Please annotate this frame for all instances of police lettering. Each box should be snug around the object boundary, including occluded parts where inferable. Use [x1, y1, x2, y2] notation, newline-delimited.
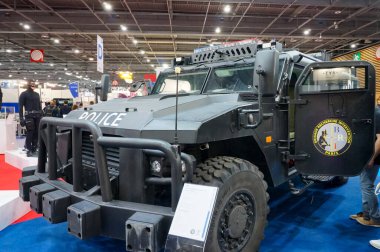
[78, 112, 127, 127]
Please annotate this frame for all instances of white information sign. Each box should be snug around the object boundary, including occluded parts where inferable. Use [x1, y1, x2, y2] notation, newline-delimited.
[168, 183, 218, 242]
[97, 35, 104, 73]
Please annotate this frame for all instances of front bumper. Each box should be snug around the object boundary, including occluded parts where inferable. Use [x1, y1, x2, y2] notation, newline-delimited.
[19, 117, 195, 251]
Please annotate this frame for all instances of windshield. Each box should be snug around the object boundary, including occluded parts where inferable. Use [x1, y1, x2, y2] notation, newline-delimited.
[152, 70, 208, 95]
[203, 65, 255, 94]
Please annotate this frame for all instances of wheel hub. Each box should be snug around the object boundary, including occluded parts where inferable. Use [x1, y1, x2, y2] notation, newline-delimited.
[228, 206, 248, 238]
[218, 191, 255, 251]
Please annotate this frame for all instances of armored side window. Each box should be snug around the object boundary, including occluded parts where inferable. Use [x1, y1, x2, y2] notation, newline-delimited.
[300, 66, 367, 93]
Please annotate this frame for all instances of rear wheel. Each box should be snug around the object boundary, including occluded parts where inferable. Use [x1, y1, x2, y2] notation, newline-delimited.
[192, 156, 269, 252]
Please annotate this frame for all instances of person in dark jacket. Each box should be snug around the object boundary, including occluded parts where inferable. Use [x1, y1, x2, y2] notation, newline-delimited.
[19, 81, 42, 157]
[60, 100, 71, 117]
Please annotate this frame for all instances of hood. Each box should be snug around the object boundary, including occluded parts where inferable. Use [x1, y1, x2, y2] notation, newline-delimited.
[66, 93, 255, 142]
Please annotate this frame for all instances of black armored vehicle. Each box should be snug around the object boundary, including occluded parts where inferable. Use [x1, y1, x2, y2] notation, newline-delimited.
[19, 40, 375, 251]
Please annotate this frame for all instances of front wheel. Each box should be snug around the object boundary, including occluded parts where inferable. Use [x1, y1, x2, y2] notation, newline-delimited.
[192, 156, 269, 252]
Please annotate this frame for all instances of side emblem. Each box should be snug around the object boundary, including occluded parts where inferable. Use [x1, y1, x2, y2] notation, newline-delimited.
[312, 119, 352, 156]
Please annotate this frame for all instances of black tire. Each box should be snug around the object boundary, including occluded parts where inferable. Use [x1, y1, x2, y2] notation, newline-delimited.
[192, 156, 269, 252]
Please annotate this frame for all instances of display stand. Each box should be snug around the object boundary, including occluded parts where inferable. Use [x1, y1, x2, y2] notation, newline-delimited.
[165, 184, 218, 251]
[0, 107, 17, 154]
[0, 190, 30, 231]
[5, 149, 37, 170]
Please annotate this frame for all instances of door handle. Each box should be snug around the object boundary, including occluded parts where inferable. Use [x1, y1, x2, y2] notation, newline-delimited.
[352, 119, 372, 124]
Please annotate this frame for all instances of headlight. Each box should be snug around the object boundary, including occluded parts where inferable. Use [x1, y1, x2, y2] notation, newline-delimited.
[151, 160, 162, 173]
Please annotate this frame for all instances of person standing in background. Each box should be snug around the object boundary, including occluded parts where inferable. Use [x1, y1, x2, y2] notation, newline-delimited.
[60, 100, 71, 117]
[19, 80, 42, 157]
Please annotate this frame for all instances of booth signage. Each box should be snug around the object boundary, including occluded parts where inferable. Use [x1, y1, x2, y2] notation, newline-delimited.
[376, 47, 380, 60]
[97, 35, 104, 73]
[353, 52, 361, 61]
[69, 82, 79, 98]
[30, 49, 44, 63]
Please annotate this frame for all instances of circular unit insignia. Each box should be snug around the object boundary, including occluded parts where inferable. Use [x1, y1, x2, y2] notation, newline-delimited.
[312, 119, 352, 156]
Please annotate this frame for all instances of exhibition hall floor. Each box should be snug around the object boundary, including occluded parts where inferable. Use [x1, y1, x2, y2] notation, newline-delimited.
[1, 154, 380, 251]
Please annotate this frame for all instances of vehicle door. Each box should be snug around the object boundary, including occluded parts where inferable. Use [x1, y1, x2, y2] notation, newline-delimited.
[294, 61, 375, 175]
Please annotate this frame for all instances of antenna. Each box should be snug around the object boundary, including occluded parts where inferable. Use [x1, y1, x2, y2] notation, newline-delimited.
[174, 66, 181, 144]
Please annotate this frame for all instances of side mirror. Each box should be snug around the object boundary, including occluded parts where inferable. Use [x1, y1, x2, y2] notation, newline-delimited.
[253, 49, 279, 95]
[99, 74, 110, 101]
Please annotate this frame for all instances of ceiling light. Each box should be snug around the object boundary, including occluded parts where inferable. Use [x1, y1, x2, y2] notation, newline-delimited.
[23, 24, 30, 30]
[334, 10, 341, 14]
[10, 59, 14, 62]
[6, 49, 12, 53]
[0, 63, 2, 65]
[64, 67, 68, 71]
[23, 77, 26, 80]
[48, 75, 50, 77]
[146, 59, 150, 62]
[223, 5, 231, 13]
[162, 63, 169, 68]
[133, 39, 138, 45]
[215, 27, 221, 33]
[76, 72, 79, 75]
[151, 64, 155, 67]
[89, 57, 94, 61]
[350, 44, 357, 48]
[74, 49, 80, 54]
[49, 63, 54, 67]
[8, 74, 12, 77]
[140, 50, 145, 55]
[59, 77, 62, 80]
[303, 29, 311, 35]
[120, 25, 127, 31]
[34, 72, 37, 74]
[103, 2, 112, 11]
[53, 39, 60, 44]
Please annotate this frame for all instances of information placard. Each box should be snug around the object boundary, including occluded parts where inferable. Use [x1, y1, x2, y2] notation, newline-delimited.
[166, 183, 218, 251]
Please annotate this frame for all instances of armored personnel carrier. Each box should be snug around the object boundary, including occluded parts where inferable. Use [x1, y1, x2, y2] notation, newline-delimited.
[19, 40, 375, 251]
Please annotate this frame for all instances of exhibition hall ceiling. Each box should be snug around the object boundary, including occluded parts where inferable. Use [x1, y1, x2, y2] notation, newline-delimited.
[0, 0, 379, 86]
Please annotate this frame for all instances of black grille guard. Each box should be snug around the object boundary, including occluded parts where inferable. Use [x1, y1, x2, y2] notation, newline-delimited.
[37, 117, 187, 210]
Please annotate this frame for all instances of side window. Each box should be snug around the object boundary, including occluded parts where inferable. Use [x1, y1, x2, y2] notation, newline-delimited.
[300, 66, 367, 93]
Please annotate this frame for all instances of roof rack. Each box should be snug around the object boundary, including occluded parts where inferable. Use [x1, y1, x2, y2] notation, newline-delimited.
[190, 40, 283, 64]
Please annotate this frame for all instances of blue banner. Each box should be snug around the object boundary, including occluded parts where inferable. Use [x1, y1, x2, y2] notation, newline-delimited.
[69, 82, 79, 98]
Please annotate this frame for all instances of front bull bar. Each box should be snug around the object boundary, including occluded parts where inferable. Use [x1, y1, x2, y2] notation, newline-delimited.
[37, 117, 183, 210]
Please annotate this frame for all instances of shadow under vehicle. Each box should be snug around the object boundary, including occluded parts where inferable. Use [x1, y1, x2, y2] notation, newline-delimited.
[19, 41, 375, 251]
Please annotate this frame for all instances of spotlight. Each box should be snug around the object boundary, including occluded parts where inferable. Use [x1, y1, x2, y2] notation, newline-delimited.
[215, 27, 221, 33]
[23, 24, 31, 30]
[133, 39, 138, 45]
[303, 29, 311, 35]
[103, 2, 112, 11]
[53, 39, 60, 44]
[74, 49, 80, 54]
[146, 59, 150, 62]
[140, 50, 145, 55]
[223, 5, 231, 13]
[120, 25, 127, 31]
[350, 44, 357, 48]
